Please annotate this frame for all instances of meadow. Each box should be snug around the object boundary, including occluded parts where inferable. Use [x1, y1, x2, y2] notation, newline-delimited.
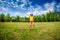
[0, 22, 60, 40]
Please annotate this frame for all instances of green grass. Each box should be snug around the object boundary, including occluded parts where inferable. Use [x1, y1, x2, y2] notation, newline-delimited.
[0, 22, 60, 40]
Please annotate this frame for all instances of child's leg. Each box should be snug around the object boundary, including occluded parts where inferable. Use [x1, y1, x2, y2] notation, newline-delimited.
[30, 21, 32, 27]
[32, 22, 35, 27]
[30, 21, 35, 28]
[32, 21, 35, 26]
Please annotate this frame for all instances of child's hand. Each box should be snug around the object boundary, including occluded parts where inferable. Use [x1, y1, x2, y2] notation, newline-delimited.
[27, 14, 30, 16]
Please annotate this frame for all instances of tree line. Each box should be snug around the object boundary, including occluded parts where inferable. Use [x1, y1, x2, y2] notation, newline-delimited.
[0, 11, 60, 22]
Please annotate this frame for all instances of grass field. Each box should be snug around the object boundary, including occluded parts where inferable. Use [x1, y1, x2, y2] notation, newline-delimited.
[0, 22, 60, 40]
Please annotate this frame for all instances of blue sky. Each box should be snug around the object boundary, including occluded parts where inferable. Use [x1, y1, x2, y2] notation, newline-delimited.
[0, 0, 60, 17]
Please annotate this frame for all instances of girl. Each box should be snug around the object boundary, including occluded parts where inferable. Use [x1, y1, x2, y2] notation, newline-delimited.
[30, 14, 35, 27]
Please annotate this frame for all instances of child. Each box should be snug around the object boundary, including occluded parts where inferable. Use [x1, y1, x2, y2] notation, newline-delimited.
[30, 14, 35, 27]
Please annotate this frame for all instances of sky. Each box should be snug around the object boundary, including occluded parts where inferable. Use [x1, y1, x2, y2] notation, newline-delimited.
[0, 0, 60, 17]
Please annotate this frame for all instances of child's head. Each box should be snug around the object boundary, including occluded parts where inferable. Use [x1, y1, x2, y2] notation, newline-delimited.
[30, 14, 33, 16]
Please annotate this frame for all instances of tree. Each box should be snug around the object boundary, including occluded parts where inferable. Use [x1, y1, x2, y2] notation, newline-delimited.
[0, 13, 5, 22]
[55, 11, 60, 21]
[34, 16, 39, 22]
[24, 17, 29, 22]
[4, 14, 11, 22]
[0, 14, 1, 22]
[15, 15, 20, 22]
[11, 16, 16, 22]
[0, 10, 60, 22]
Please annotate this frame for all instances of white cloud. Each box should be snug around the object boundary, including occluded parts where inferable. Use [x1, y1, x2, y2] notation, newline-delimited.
[0, 12, 2, 13]
[0, 0, 1, 1]
[25, 1, 56, 17]
[56, 3, 60, 8]
[19, 0, 27, 10]
[20, 0, 33, 10]
[11, 1, 14, 4]
[0, 0, 58, 17]
[7, 1, 19, 8]
[25, 12, 31, 17]
[57, 5, 60, 8]
[0, 6, 10, 15]
[25, 10, 40, 17]
[0, 0, 6, 3]
[33, 10, 40, 15]
[56, 3, 60, 11]
[13, 12, 24, 17]
[20, 3, 25, 8]
[2, 7, 9, 12]
[26, 4, 44, 17]
[14, 12, 20, 16]
[44, 2, 55, 11]
[16, 0, 19, 2]
[8, 2, 11, 4]
[20, 0, 27, 8]
[0, 0, 2, 1]
[28, 5, 35, 11]
[14, 5, 19, 8]
[25, 5, 42, 17]
[38, 2, 56, 14]
[7, 1, 18, 8]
